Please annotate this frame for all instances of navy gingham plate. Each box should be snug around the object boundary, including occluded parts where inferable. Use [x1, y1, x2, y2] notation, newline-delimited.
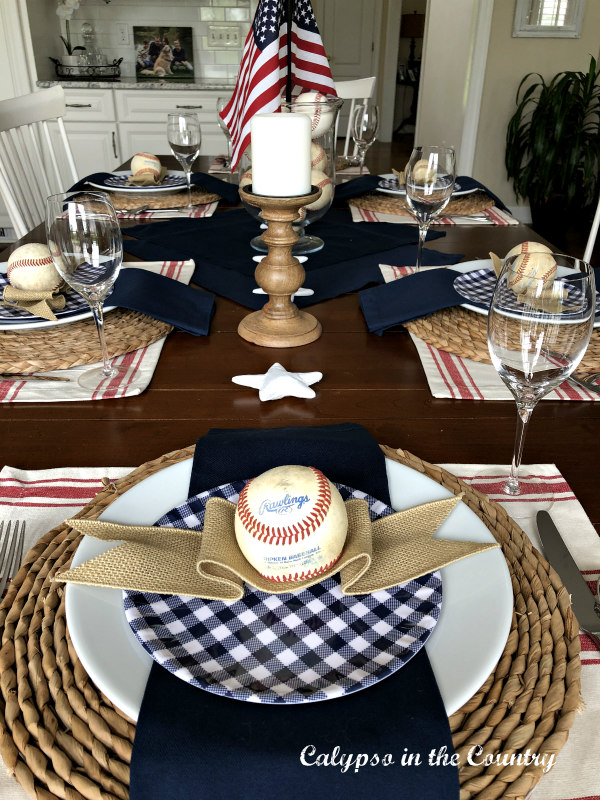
[377, 174, 463, 195]
[88, 171, 187, 193]
[453, 267, 599, 318]
[0, 270, 87, 323]
[124, 480, 443, 705]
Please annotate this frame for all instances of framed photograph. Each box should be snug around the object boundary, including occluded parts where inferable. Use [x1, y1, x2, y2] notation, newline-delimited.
[134, 26, 195, 82]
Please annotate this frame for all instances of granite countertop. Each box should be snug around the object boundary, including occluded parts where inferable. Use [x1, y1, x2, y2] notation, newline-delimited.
[38, 79, 235, 91]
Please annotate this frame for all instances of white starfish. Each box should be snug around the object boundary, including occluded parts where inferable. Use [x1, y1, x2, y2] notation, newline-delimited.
[232, 362, 322, 401]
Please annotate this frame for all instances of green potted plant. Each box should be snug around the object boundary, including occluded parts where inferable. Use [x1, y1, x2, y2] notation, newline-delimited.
[506, 55, 600, 245]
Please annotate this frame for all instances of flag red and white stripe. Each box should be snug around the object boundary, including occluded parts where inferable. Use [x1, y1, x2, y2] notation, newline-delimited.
[220, 0, 336, 170]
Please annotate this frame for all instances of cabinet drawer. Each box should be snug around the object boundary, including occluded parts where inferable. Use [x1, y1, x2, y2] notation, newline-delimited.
[118, 122, 224, 161]
[63, 89, 116, 122]
[115, 90, 216, 124]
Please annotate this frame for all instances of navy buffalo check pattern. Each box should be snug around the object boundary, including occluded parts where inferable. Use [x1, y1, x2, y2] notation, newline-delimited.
[454, 267, 599, 318]
[124, 481, 443, 705]
[100, 173, 186, 191]
[0, 271, 87, 323]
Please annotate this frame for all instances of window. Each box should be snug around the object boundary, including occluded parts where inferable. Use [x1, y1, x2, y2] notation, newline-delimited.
[513, 0, 585, 37]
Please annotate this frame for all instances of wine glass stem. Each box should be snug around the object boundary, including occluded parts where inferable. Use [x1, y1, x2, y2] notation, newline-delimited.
[90, 302, 113, 377]
[415, 221, 428, 272]
[185, 168, 192, 208]
[358, 146, 366, 175]
[226, 136, 232, 170]
[505, 402, 534, 495]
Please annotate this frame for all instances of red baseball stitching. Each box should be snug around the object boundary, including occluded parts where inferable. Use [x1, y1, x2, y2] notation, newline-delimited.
[237, 466, 332, 542]
[8, 257, 53, 274]
[259, 551, 342, 583]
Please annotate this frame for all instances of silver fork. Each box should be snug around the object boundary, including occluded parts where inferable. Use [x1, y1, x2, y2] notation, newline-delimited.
[0, 520, 25, 596]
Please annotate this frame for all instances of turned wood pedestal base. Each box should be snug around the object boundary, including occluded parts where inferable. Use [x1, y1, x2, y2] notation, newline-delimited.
[238, 185, 323, 348]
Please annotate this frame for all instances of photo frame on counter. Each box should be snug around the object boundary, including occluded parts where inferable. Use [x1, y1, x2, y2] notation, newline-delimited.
[134, 26, 195, 82]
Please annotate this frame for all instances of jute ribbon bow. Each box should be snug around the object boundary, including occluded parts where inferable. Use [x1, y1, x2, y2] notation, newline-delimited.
[127, 166, 167, 186]
[56, 493, 498, 600]
[2, 285, 66, 322]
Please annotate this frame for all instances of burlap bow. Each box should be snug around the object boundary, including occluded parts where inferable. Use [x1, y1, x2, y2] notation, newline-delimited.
[2, 285, 66, 322]
[56, 493, 498, 600]
[127, 166, 168, 186]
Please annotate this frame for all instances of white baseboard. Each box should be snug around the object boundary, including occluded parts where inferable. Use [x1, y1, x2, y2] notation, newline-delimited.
[508, 204, 532, 224]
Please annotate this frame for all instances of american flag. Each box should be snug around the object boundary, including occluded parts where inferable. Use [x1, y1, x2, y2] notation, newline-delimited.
[220, 0, 336, 170]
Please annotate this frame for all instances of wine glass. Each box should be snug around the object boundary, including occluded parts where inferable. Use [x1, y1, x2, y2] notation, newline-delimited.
[351, 103, 379, 175]
[167, 112, 201, 208]
[45, 192, 142, 391]
[216, 97, 232, 170]
[488, 252, 596, 495]
[405, 146, 456, 271]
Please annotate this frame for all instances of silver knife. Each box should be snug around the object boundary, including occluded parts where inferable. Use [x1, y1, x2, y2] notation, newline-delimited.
[536, 510, 600, 648]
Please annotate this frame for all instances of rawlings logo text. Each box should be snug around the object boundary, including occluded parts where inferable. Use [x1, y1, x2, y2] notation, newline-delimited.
[259, 493, 310, 516]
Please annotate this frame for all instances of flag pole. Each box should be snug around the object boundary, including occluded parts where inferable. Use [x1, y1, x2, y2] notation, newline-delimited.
[285, 0, 293, 103]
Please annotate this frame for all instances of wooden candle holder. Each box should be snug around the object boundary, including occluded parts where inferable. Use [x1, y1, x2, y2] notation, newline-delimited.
[238, 184, 323, 348]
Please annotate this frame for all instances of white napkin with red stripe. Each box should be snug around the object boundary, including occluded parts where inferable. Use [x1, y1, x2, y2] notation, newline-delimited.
[350, 204, 519, 225]
[117, 202, 218, 220]
[380, 265, 599, 401]
[0, 461, 597, 800]
[0, 261, 195, 403]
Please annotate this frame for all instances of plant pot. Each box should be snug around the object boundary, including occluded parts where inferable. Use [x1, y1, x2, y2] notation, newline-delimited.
[61, 55, 81, 67]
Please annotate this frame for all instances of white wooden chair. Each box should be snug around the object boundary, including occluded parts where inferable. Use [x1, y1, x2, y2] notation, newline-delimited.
[334, 77, 377, 158]
[584, 192, 600, 265]
[0, 86, 78, 239]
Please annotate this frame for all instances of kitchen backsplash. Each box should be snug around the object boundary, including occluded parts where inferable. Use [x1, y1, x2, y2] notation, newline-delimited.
[30, 0, 254, 83]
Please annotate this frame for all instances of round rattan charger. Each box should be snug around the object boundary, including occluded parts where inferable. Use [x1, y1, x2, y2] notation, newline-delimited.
[0, 309, 172, 373]
[0, 445, 581, 799]
[349, 191, 495, 217]
[405, 305, 600, 378]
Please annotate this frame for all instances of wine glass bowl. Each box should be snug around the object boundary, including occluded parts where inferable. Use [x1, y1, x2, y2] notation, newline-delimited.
[45, 191, 141, 391]
[351, 103, 379, 175]
[405, 146, 455, 271]
[167, 112, 201, 208]
[488, 252, 596, 495]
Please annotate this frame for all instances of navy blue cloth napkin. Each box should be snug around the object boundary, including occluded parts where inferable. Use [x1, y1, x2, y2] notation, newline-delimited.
[123, 208, 445, 309]
[334, 174, 382, 200]
[109, 268, 214, 336]
[359, 266, 466, 335]
[69, 172, 240, 204]
[130, 423, 459, 800]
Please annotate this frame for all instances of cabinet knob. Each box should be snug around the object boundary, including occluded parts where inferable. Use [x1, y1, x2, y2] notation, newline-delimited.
[66, 103, 93, 108]
[175, 105, 202, 109]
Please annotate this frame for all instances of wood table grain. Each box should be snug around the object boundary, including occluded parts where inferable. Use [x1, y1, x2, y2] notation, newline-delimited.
[1, 158, 598, 531]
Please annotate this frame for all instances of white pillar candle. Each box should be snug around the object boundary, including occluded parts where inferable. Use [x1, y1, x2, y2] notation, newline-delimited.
[250, 113, 311, 196]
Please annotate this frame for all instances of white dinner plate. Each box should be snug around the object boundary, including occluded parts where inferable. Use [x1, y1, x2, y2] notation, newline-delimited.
[66, 457, 513, 721]
[449, 260, 600, 328]
[87, 170, 187, 195]
[0, 262, 117, 331]
[376, 173, 476, 197]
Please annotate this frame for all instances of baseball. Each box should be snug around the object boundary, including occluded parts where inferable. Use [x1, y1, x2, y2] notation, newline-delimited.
[310, 141, 328, 171]
[293, 92, 334, 138]
[504, 241, 553, 261]
[507, 252, 557, 296]
[234, 465, 348, 584]
[410, 158, 436, 184]
[7, 244, 62, 292]
[306, 169, 333, 211]
[239, 169, 253, 189]
[131, 152, 162, 179]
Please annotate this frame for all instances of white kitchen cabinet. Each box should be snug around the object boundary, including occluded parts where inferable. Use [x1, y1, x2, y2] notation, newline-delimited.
[61, 88, 121, 174]
[116, 89, 227, 160]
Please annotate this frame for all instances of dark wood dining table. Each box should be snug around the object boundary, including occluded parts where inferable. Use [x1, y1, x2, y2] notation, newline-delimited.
[1, 156, 598, 534]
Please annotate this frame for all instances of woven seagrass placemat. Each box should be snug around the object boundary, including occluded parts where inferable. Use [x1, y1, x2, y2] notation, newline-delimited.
[0, 309, 172, 373]
[405, 306, 600, 378]
[108, 189, 219, 211]
[349, 191, 495, 217]
[0, 444, 581, 799]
